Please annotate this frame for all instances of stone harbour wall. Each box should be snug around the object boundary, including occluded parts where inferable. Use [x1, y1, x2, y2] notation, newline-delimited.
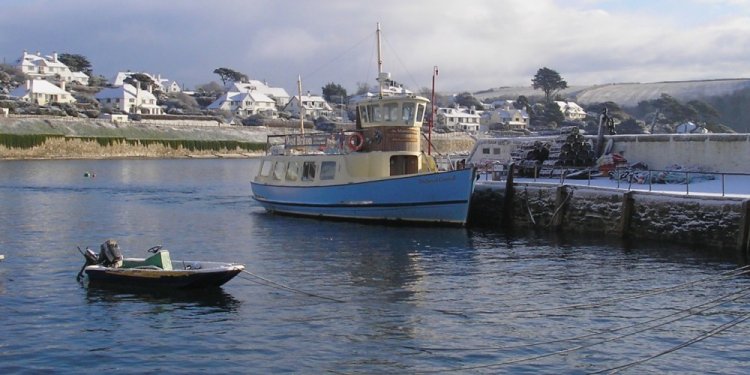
[470, 183, 750, 254]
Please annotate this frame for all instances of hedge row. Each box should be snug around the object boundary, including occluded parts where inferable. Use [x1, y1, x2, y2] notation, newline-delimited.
[0, 134, 265, 152]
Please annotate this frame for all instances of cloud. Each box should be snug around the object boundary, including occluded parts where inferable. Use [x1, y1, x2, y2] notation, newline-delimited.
[1, 0, 748, 95]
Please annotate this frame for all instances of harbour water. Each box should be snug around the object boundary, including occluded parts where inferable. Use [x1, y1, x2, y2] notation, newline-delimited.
[0, 159, 748, 374]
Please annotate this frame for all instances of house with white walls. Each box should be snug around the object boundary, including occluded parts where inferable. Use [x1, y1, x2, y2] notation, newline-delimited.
[283, 94, 334, 120]
[111, 72, 178, 92]
[95, 84, 162, 114]
[555, 101, 587, 121]
[436, 106, 481, 133]
[481, 101, 529, 131]
[10, 79, 76, 105]
[228, 80, 291, 108]
[207, 91, 277, 117]
[16, 51, 89, 85]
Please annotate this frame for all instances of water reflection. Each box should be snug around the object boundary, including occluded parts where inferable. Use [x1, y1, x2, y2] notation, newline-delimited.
[84, 285, 241, 312]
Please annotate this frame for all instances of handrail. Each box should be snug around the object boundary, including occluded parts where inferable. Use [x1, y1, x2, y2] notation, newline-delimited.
[479, 164, 750, 197]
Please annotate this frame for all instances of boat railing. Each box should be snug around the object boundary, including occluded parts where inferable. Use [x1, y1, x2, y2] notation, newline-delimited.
[264, 131, 361, 156]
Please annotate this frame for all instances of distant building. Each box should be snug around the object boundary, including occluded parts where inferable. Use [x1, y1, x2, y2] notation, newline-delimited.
[436, 107, 481, 133]
[207, 91, 277, 117]
[481, 101, 529, 131]
[16, 51, 89, 85]
[555, 101, 587, 121]
[11, 79, 76, 105]
[284, 94, 334, 120]
[95, 84, 162, 114]
[111, 72, 179, 92]
[227, 80, 291, 108]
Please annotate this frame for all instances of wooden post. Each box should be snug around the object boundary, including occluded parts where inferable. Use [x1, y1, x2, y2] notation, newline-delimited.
[551, 185, 568, 230]
[738, 199, 750, 256]
[502, 163, 515, 227]
[620, 191, 635, 239]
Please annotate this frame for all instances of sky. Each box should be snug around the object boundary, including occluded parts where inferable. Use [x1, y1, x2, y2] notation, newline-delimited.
[1, 0, 749, 95]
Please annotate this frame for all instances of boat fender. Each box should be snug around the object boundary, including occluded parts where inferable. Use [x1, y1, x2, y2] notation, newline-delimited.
[348, 133, 364, 151]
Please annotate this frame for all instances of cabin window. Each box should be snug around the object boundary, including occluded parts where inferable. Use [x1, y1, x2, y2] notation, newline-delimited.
[302, 161, 317, 181]
[384, 103, 399, 122]
[320, 161, 336, 180]
[286, 161, 299, 181]
[259, 160, 273, 177]
[416, 104, 425, 122]
[371, 105, 383, 122]
[272, 162, 285, 180]
[359, 107, 369, 123]
[402, 102, 415, 124]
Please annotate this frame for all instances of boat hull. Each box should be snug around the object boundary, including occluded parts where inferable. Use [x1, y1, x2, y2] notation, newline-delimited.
[251, 168, 476, 225]
[84, 261, 244, 290]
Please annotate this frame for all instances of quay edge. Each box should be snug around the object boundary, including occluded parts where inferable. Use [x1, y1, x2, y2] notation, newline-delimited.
[469, 182, 750, 257]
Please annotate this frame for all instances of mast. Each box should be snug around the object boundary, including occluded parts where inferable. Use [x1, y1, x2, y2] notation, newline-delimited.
[376, 22, 383, 98]
[297, 75, 304, 135]
[429, 66, 438, 155]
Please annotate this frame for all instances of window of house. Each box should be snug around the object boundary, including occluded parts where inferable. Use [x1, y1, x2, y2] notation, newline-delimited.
[320, 161, 336, 180]
[482, 148, 490, 155]
[302, 161, 316, 181]
[493, 148, 501, 155]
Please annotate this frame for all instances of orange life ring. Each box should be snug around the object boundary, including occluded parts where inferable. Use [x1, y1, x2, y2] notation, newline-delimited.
[347, 133, 364, 151]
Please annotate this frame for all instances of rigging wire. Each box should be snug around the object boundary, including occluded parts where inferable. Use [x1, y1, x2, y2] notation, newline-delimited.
[403, 285, 750, 354]
[301, 30, 374, 87]
[477, 265, 750, 316]
[238, 270, 345, 303]
[380, 31, 423, 92]
[595, 313, 750, 374]
[411, 287, 750, 373]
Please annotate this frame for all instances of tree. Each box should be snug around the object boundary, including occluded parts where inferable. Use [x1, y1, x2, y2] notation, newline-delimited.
[355, 81, 370, 95]
[453, 92, 484, 110]
[541, 101, 565, 127]
[123, 73, 157, 90]
[213, 67, 248, 86]
[686, 100, 720, 125]
[532, 67, 568, 103]
[321, 82, 347, 103]
[58, 53, 92, 75]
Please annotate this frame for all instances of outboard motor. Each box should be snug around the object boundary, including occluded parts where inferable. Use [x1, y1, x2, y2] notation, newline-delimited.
[99, 239, 123, 268]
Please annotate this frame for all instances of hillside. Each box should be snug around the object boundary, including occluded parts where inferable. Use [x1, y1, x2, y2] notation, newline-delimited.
[473, 78, 750, 107]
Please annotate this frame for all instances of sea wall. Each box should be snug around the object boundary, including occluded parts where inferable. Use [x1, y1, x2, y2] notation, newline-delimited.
[470, 182, 750, 255]
[470, 133, 750, 173]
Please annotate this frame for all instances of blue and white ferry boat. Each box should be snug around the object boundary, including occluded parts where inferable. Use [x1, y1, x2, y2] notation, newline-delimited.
[251, 25, 476, 225]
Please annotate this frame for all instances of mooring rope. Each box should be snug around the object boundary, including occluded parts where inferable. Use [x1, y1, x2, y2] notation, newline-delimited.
[478, 265, 750, 316]
[411, 287, 750, 373]
[238, 270, 345, 303]
[404, 285, 750, 354]
[598, 312, 750, 374]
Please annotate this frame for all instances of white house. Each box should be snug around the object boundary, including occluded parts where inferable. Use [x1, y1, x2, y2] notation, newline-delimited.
[207, 91, 277, 117]
[111, 72, 177, 92]
[283, 94, 334, 120]
[95, 84, 162, 114]
[16, 51, 89, 85]
[555, 101, 587, 121]
[228, 80, 291, 108]
[481, 101, 530, 131]
[10, 79, 76, 105]
[436, 107, 481, 133]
